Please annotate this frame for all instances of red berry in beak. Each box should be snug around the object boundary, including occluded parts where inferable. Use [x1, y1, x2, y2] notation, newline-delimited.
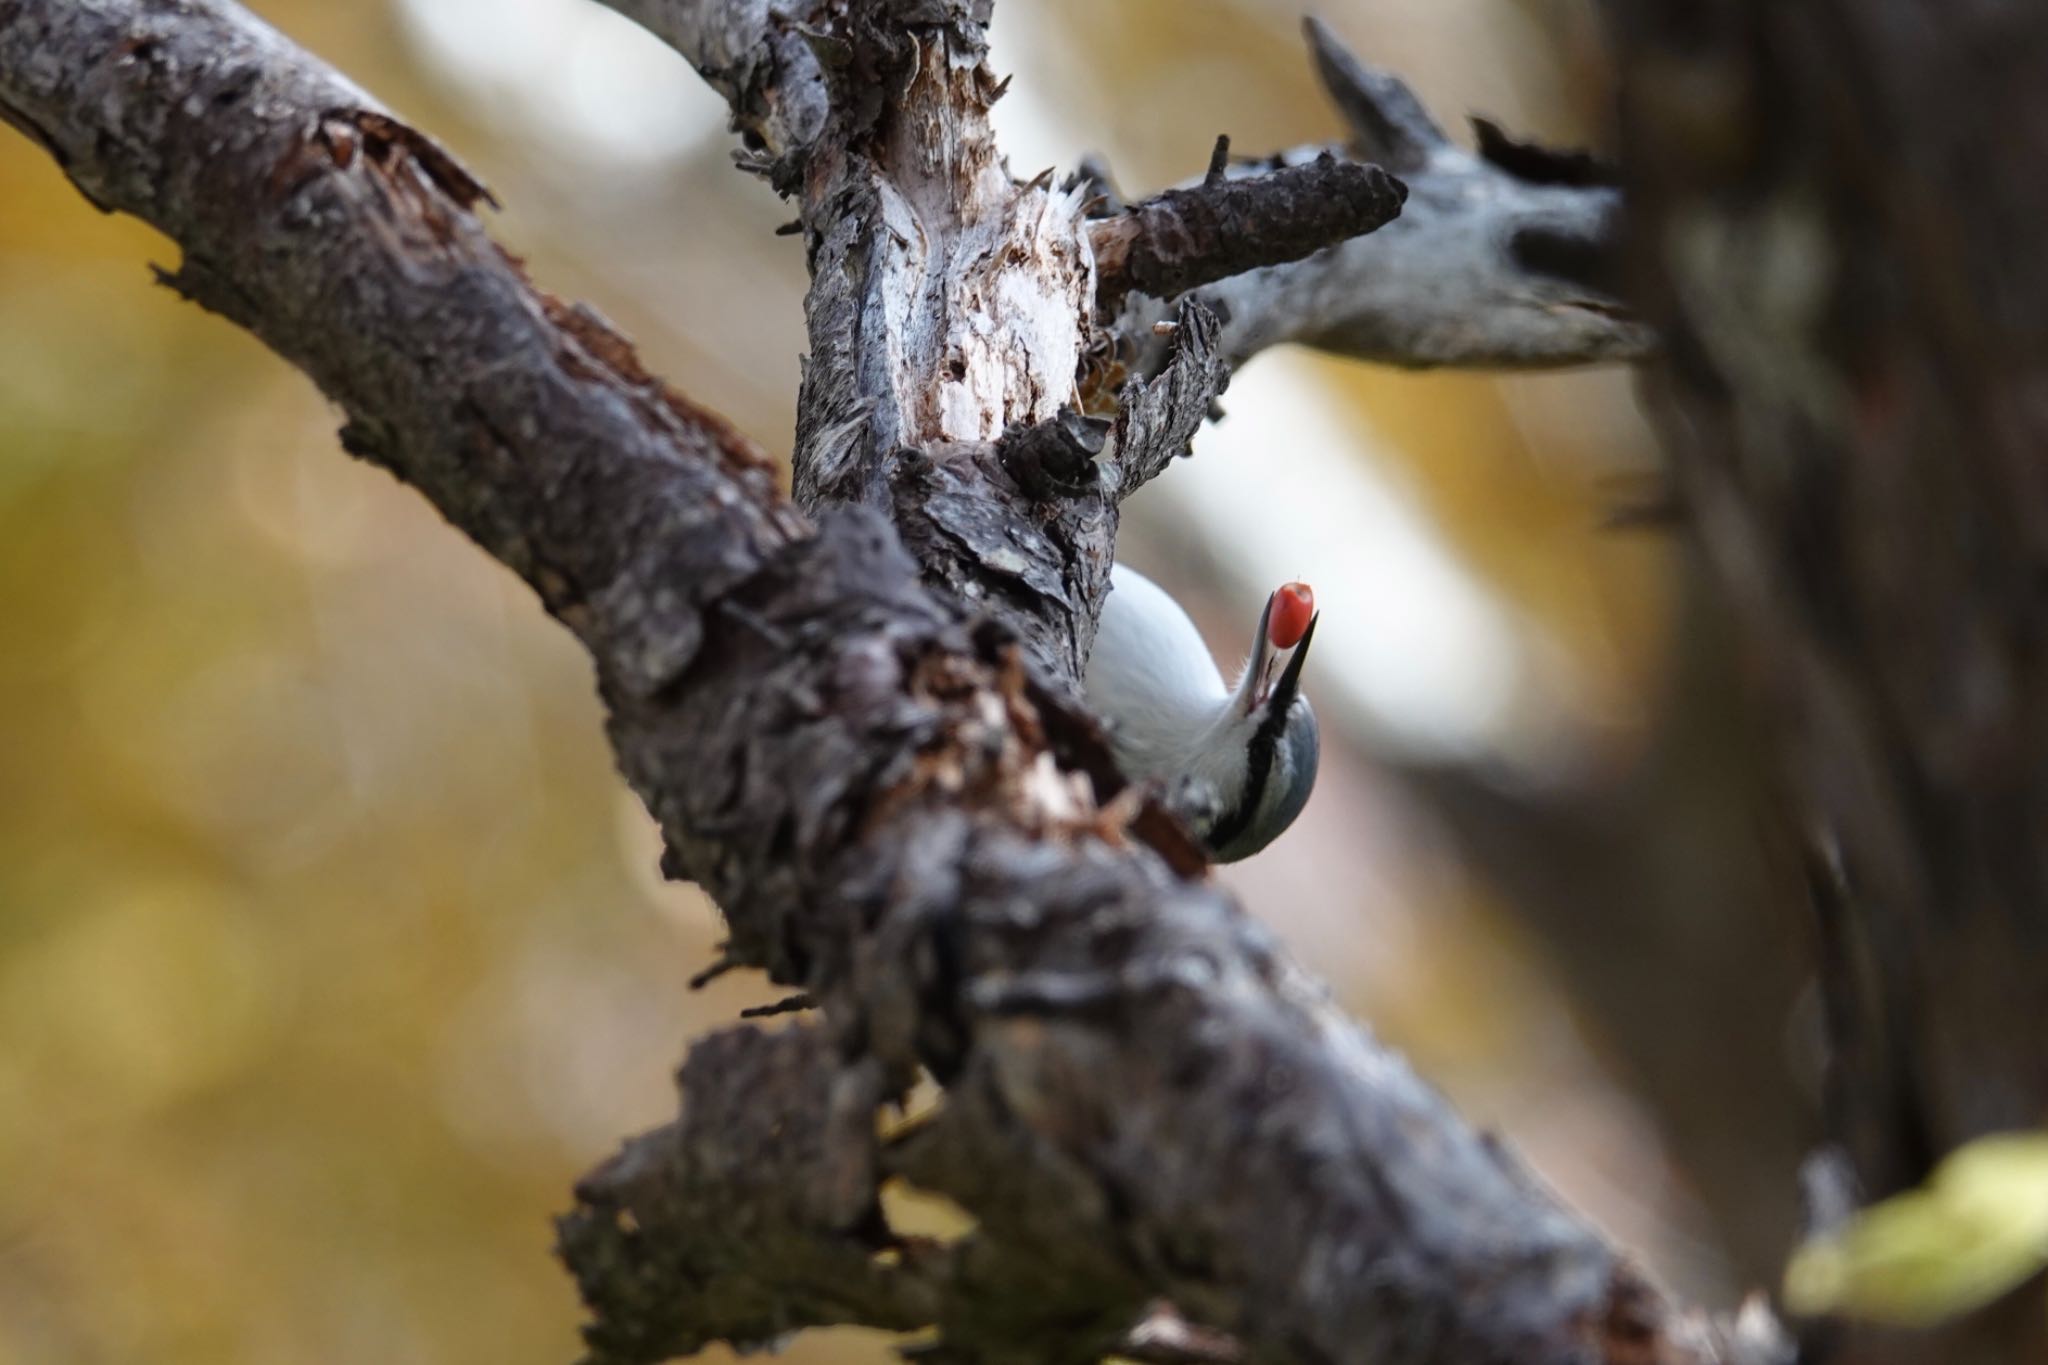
[1268, 582, 1314, 650]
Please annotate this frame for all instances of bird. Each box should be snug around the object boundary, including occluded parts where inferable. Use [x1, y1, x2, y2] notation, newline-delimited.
[1084, 563, 1321, 862]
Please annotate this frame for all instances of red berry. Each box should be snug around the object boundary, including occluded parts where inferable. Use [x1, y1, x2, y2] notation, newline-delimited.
[1268, 582, 1314, 649]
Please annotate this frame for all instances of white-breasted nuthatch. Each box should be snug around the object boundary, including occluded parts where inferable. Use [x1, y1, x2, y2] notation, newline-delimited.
[1084, 563, 1321, 861]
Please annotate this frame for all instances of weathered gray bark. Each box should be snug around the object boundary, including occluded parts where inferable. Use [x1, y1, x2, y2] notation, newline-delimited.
[1107, 18, 1655, 373]
[0, 2, 1780, 1364]
[1605, 0, 2048, 1360]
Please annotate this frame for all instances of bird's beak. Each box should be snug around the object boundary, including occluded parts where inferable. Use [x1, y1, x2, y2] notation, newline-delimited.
[1243, 597, 1319, 716]
[1264, 611, 1318, 715]
[1242, 594, 1277, 715]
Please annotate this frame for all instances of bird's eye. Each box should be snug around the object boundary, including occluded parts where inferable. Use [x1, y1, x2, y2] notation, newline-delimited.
[1268, 582, 1315, 650]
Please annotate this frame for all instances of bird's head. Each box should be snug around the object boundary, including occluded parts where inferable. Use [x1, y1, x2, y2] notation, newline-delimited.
[1203, 581, 1322, 862]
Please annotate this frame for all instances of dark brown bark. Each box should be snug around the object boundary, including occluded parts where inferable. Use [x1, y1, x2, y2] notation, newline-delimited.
[1089, 150, 1407, 313]
[1608, 0, 2048, 1359]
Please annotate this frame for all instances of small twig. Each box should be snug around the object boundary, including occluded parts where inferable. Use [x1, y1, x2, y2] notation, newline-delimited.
[1471, 116, 1618, 188]
[739, 993, 817, 1019]
[1203, 133, 1231, 186]
[689, 954, 741, 991]
[730, 148, 776, 179]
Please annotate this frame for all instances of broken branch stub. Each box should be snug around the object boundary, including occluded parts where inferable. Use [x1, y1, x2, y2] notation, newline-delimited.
[1089, 151, 1408, 313]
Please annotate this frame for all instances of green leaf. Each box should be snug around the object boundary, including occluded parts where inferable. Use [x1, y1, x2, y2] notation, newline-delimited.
[1785, 1132, 2048, 1326]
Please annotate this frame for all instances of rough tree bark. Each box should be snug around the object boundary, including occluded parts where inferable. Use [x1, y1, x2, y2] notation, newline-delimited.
[1107, 18, 1656, 373]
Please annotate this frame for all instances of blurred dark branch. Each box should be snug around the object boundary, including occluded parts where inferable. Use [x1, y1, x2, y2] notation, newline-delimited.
[0, 2, 1774, 1364]
[1607, 0, 2048, 1359]
[1112, 18, 1653, 372]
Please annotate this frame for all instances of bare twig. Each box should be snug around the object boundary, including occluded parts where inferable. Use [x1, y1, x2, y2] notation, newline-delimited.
[738, 992, 817, 1018]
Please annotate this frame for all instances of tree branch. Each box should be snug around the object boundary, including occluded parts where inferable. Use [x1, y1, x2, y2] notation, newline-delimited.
[600, 4, 1649, 376]
[0, 2, 1763, 1363]
[1105, 296, 1230, 499]
[1113, 19, 1653, 372]
[1089, 145, 1407, 314]
[596, 0, 830, 180]
[557, 1026, 929, 1360]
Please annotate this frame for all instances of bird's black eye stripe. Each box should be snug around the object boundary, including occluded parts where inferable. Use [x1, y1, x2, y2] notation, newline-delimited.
[1205, 700, 1289, 854]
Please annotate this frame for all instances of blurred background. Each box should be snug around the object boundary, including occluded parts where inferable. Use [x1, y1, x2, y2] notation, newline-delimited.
[0, 1, 1813, 1361]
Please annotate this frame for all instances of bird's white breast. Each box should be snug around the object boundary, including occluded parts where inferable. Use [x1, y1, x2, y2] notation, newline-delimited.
[1085, 564, 1249, 795]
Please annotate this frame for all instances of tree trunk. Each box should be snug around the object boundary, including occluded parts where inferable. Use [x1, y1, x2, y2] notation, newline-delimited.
[1609, 0, 2048, 1357]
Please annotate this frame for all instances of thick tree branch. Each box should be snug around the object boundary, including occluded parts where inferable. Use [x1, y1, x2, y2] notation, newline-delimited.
[1089, 146, 1407, 314]
[1115, 19, 1653, 372]
[0, 3, 1766, 1364]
